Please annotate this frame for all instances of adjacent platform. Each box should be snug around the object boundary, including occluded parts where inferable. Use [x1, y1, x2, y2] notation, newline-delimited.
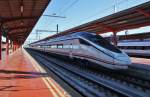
[131, 57, 150, 65]
[0, 48, 70, 97]
[130, 57, 150, 70]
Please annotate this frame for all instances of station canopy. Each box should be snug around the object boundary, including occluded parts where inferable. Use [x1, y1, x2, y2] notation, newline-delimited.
[0, 0, 50, 45]
[40, 1, 150, 42]
[105, 32, 150, 41]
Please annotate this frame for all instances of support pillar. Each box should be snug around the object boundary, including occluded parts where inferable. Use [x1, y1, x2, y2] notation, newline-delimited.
[6, 35, 9, 55]
[13, 42, 15, 52]
[113, 32, 117, 46]
[10, 40, 12, 53]
[14, 44, 16, 51]
[14, 44, 17, 51]
[16, 45, 17, 50]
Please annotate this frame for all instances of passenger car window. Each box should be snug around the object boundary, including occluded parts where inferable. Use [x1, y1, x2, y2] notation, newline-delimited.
[57, 44, 63, 48]
[51, 45, 57, 48]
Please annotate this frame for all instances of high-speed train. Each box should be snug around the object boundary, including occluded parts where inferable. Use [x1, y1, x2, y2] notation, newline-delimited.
[29, 32, 131, 70]
[118, 39, 150, 57]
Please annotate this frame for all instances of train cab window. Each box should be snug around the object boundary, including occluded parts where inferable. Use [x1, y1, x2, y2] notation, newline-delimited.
[83, 34, 121, 53]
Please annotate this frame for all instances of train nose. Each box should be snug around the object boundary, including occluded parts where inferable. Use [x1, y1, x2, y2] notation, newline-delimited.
[114, 54, 132, 65]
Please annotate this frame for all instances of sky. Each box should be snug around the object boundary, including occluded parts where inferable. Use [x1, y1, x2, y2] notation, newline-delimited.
[24, 0, 150, 44]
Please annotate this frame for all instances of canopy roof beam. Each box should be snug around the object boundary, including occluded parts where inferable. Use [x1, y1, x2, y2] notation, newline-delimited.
[2, 16, 38, 23]
[136, 9, 150, 17]
[9, 26, 33, 31]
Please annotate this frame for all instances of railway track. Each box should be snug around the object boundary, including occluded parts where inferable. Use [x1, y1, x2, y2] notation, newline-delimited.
[26, 48, 150, 97]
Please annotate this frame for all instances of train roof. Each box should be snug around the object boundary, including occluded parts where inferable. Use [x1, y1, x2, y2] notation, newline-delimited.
[30, 32, 95, 45]
[47, 32, 95, 42]
[55, 32, 95, 39]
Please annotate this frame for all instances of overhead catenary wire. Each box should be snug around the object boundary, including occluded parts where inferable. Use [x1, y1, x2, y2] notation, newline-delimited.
[79, 0, 148, 25]
[79, 0, 126, 24]
[54, 0, 72, 15]
[48, 0, 79, 26]
[49, 0, 127, 31]
[59, 0, 79, 15]
[28, 0, 75, 42]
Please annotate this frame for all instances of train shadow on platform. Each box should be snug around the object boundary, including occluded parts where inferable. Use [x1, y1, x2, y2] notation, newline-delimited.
[0, 69, 49, 80]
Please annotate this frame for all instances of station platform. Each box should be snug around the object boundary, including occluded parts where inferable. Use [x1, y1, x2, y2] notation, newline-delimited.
[0, 48, 70, 97]
[130, 57, 150, 70]
[131, 57, 150, 65]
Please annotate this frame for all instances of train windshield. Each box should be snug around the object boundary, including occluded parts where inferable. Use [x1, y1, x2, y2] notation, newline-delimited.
[83, 34, 121, 53]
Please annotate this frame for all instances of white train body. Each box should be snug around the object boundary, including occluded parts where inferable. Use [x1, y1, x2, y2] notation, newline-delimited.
[29, 32, 131, 70]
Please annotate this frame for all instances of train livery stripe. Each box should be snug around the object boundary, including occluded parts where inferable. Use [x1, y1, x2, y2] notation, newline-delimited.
[42, 49, 124, 66]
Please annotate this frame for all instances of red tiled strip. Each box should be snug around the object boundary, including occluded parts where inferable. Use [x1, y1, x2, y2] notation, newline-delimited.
[23, 48, 70, 97]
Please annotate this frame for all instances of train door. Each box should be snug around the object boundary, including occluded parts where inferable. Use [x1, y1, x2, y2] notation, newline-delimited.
[69, 43, 73, 58]
[70, 39, 76, 58]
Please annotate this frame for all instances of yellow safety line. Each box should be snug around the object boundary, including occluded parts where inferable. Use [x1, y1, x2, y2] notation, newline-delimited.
[32, 61, 60, 97]
[23, 49, 70, 97]
[23, 49, 58, 97]
[34, 63, 68, 97]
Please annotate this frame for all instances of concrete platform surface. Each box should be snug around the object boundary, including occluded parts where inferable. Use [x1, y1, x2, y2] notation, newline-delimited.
[0, 48, 70, 97]
[131, 57, 150, 70]
[131, 57, 150, 65]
